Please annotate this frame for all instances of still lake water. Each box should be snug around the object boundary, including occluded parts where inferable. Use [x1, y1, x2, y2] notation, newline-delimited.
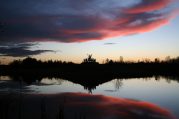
[0, 76, 179, 118]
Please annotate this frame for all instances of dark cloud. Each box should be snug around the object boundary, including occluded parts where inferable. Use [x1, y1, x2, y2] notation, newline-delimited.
[0, 43, 54, 57]
[104, 43, 117, 45]
[0, 0, 178, 56]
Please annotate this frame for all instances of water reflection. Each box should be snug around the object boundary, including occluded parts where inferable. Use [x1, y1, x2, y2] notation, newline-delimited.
[0, 93, 175, 119]
[0, 77, 34, 94]
[38, 78, 64, 85]
[0, 76, 179, 118]
[0, 76, 179, 94]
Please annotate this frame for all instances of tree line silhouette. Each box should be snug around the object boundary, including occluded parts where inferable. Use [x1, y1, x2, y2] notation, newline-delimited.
[0, 55, 179, 93]
[5, 55, 179, 66]
[0, 54, 179, 83]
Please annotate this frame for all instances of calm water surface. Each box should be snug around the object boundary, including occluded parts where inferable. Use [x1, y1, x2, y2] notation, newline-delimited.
[0, 76, 179, 118]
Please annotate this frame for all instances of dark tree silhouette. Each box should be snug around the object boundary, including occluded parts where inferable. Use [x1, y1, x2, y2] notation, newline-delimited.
[82, 54, 98, 64]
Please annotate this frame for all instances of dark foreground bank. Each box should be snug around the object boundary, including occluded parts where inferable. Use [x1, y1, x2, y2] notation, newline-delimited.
[0, 92, 176, 119]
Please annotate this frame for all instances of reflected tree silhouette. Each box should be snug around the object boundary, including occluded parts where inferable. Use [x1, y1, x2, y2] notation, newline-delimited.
[114, 79, 123, 90]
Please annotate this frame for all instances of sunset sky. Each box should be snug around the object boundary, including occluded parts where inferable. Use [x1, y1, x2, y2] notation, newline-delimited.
[0, 0, 179, 64]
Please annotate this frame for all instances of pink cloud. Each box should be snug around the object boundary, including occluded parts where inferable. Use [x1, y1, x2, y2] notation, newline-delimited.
[124, 0, 172, 14]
